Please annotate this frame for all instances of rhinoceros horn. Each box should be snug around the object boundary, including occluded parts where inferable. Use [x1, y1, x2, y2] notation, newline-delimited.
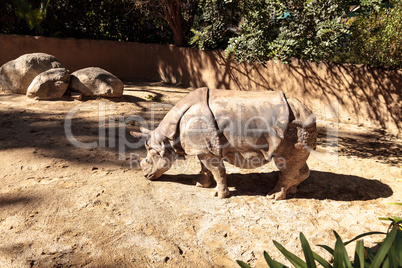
[130, 126, 151, 138]
[140, 126, 151, 134]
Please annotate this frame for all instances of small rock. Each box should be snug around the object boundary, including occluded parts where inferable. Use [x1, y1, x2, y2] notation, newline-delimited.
[29, 211, 39, 217]
[26, 68, 70, 100]
[71, 91, 83, 100]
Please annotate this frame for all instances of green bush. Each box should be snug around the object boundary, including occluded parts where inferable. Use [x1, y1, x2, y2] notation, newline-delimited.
[237, 205, 402, 268]
[340, 1, 402, 68]
[13, 0, 49, 35]
[226, 0, 349, 65]
[0, 0, 173, 43]
[190, 0, 241, 50]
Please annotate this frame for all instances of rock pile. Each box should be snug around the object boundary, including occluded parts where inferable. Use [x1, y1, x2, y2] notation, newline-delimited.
[0, 53, 124, 100]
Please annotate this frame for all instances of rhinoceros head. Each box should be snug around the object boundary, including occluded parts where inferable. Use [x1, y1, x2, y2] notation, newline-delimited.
[132, 128, 174, 180]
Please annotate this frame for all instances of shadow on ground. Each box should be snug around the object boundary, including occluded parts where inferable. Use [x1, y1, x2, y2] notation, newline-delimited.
[159, 170, 393, 201]
[317, 127, 401, 166]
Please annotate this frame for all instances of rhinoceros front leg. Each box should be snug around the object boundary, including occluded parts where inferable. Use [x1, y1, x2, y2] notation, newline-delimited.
[194, 157, 212, 188]
[198, 154, 230, 199]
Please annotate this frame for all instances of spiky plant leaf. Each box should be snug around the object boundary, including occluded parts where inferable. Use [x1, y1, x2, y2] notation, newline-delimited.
[344, 232, 386, 246]
[353, 240, 365, 268]
[370, 226, 398, 268]
[318, 245, 334, 256]
[300, 233, 317, 268]
[236, 260, 252, 268]
[333, 231, 352, 268]
[263, 251, 288, 268]
[273, 240, 307, 268]
[312, 252, 332, 268]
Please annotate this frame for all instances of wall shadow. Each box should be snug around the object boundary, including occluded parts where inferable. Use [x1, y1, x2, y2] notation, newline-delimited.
[286, 60, 401, 131]
[316, 127, 401, 166]
[158, 170, 393, 201]
[153, 44, 401, 136]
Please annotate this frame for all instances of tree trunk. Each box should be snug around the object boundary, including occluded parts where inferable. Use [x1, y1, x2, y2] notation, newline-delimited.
[159, 0, 186, 46]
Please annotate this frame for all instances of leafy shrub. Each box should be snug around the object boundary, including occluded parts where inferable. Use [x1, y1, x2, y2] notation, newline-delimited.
[0, 0, 173, 43]
[339, 1, 402, 68]
[237, 204, 402, 268]
[226, 0, 349, 65]
[13, 0, 49, 35]
[190, 0, 241, 50]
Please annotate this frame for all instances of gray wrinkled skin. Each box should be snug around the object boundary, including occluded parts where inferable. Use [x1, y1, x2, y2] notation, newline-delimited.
[133, 88, 317, 200]
[140, 130, 175, 180]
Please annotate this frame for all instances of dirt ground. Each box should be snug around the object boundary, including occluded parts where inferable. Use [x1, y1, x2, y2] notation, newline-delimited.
[0, 82, 401, 268]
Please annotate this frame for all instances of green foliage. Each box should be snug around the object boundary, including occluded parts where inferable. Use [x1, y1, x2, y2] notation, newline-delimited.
[237, 211, 402, 268]
[225, 0, 283, 65]
[191, 0, 401, 68]
[1, 0, 400, 68]
[2, 0, 173, 43]
[13, 0, 50, 35]
[44, 0, 172, 43]
[145, 95, 164, 102]
[237, 227, 401, 268]
[338, 1, 402, 68]
[190, 0, 241, 50]
[226, 0, 350, 64]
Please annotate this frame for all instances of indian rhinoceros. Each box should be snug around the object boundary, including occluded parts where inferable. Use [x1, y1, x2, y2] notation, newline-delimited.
[131, 87, 317, 200]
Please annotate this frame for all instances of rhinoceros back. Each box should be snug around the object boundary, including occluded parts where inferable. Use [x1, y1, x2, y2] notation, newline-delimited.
[155, 88, 316, 162]
[207, 89, 291, 163]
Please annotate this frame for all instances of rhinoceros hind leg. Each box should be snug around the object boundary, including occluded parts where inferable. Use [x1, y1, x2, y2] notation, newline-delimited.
[287, 185, 298, 195]
[267, 162, 310, 201]
[198, 154, 230, 199]
[194, 158, 212, 188]
[267, 170, 298, 200]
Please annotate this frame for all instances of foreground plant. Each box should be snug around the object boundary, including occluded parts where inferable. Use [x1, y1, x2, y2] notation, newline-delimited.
[237, 218, 402, 268]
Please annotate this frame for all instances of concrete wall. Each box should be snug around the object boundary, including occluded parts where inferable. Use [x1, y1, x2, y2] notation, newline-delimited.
[1, 34, 401, 136]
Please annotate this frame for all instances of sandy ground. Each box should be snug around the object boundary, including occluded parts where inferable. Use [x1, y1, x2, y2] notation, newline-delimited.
[0, 81, 401, 267]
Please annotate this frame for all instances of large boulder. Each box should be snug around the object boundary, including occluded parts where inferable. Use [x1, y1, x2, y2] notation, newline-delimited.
[26, 68, 70, 100]
[69, 67, 124, 98]
[0, 53, 64, 94]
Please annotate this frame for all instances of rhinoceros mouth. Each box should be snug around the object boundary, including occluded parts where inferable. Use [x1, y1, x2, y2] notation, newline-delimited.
[142, 164, 159, 180]
[144, 172, 155, 180]
[143, 165, 167, 181]
[142, 167, 153, 180]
